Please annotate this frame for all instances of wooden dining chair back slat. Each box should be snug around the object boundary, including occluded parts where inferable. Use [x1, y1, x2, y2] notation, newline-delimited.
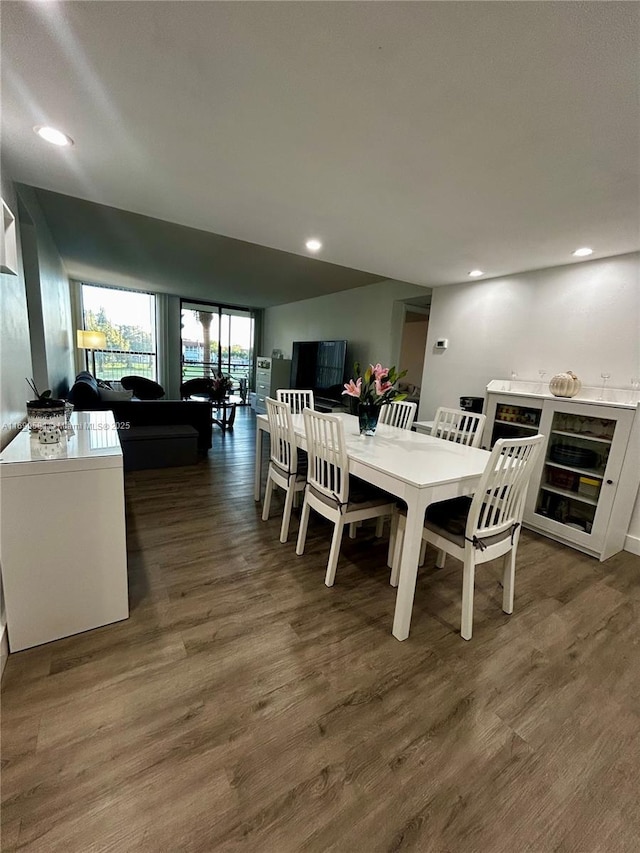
[468, 434, 543, 541]
[262, 397, 306, 543]
[303, 408, 348, 505]
[276, 389, 315, 414]
[378, 400, 417, 430]
[267, 397, 298, 473]
[431, 407, 486, 448]
[296, 408, 396, 587]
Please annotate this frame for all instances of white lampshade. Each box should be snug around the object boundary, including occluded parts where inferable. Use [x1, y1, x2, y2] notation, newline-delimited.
[77, 330, 106, 350]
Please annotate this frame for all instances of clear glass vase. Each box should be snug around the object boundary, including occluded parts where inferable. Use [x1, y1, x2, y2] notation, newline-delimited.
[358, 403, 380, 436]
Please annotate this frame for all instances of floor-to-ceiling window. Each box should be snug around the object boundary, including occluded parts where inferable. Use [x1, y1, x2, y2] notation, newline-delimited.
[81, 284, 157, 380]
[181, 301, 255, 392]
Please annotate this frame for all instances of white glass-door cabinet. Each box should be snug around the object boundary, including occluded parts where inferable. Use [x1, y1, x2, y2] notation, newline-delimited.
[483, 381, 640, 561]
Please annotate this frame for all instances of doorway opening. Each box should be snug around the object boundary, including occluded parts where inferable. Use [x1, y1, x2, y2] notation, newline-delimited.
[398, 302, 430, 408]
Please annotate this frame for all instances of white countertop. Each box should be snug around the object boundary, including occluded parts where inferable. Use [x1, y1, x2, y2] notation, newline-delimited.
[487, 379, 639, 409]
[0, 411, 123, 476]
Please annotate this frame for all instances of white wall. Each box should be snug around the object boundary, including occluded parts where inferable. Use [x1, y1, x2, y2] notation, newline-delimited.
[419, 253, 640, 417]
[419, 252, 640, 551]
[18, 186, 74, 398]
[263, 279, 429, 372]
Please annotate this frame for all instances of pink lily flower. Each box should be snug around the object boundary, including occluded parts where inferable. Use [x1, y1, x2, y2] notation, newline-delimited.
[371, 363, 389, 380]
[375, 378, 393, 395]
[342, 378, 362, 398]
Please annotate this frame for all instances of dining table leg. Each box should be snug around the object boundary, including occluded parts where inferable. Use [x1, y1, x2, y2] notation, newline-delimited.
[254, 424, 264, 501]
[392, 494, 428, 641]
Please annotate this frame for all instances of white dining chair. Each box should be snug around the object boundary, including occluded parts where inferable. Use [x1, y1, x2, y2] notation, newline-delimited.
[401, 408, 488, 567]
[431, 407, 486, 447]
[276, 389, 315, 414]
[378, 400, 417, 430]
[296, 408, 396, 586]
[262, 397, 307, 543]
[390, 433, 543, 640]
[373, 400, 417, 539]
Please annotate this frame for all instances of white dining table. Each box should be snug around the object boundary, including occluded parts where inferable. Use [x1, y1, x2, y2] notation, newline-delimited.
[254, 412, 491, 641]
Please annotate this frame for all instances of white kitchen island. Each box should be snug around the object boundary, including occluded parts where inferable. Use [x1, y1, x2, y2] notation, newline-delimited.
[0, 410, 129, 651]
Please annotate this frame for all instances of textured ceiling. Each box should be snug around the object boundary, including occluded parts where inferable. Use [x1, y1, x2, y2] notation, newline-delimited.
[2, 1, 639, 302]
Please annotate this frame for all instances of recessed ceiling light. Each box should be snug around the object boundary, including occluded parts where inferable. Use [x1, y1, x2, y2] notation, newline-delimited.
[34, 125, 74, 146]
[468, 269, 484, 277]
[305, 239, 322, 252]
[572, 247, 593, 257]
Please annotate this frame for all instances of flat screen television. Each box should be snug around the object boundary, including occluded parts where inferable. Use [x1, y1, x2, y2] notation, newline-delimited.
[290, 340, 347, 403]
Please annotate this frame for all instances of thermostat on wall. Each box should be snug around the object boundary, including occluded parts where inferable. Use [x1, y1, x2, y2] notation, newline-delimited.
[435, 338, 449, 350]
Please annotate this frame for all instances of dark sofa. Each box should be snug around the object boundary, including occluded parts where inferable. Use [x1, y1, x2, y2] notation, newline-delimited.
[68, 372, 212, 453]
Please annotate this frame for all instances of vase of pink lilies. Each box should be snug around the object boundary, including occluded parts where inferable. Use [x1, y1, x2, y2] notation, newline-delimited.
[343, 362, 407, 435]
[210, 373, 234, 403]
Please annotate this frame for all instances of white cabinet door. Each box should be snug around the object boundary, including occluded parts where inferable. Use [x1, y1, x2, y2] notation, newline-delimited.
[483, 393, 543, 449]
[524, 400, 634, 557]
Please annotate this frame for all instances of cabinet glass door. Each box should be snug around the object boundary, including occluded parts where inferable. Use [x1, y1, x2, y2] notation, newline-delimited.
[534, 410, 616, 535]
[491, 401, 542, 444]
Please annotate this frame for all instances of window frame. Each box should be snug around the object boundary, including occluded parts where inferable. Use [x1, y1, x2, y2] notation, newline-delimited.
[79, 282, 158, 381]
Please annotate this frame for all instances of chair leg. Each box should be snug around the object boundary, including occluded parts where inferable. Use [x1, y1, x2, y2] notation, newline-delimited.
[435, 548, 446, 569]
[280, 485, 296, 543]
[349, 522, 357, 539]
[502, 548, 516, 614]
[325, 518, 345, 587]
[296, 499, 311, 556]
[390, 514, 405, 587]
[387, 511, 398, 568]
[375, 516, 385, 538]
[419, 539, 427, 567]
[460, 553, 476, 641]
[262, 474, 274, 521]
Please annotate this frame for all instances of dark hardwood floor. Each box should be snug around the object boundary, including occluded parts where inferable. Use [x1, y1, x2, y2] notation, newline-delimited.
[2, 407, 640, 852]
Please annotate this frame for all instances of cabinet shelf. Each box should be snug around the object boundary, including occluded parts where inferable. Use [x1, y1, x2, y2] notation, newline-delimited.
[494, 419, 539, 431]
[544, 460, 604, 479]
[551, 429, 612, 445]
[539, 484, 599, 506]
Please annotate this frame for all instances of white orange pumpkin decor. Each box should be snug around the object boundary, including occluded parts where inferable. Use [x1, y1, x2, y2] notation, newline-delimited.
[549, 371, 581, 398]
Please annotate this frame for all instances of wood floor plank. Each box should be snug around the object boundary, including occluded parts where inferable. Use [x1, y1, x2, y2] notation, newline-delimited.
[2, 407, 640, 852]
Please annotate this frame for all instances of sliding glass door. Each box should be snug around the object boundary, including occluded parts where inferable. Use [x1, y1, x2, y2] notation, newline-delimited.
[181, 302, 255, 394]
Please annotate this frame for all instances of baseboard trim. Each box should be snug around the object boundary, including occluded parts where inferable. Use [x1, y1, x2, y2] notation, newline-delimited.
[0, 623, 8, 680]
[624, 534, 640, 557]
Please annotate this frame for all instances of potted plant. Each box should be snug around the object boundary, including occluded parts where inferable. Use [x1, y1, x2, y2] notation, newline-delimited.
[26, 378, 66, 432]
